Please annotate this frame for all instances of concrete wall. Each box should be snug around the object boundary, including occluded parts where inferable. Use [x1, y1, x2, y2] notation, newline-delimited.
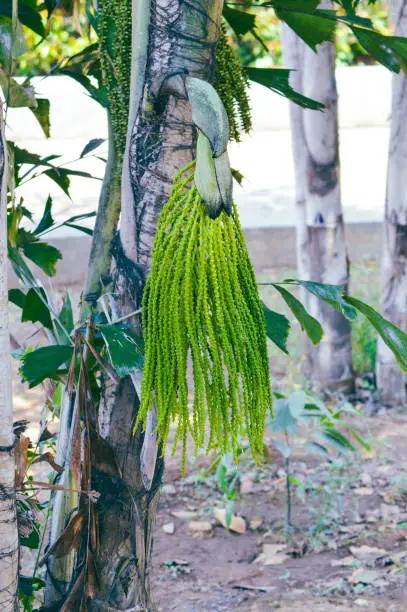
[6, 66, 390, 287]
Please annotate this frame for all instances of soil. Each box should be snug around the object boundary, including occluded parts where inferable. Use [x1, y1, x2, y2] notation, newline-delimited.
[148, 412, 407, 611]
[10, 283, 407, 612]
[15, 372, 407, 611]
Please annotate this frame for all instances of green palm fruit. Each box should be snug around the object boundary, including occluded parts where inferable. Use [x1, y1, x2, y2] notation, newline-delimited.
[214, 24, 252, 142]
[98, 0, 131, 158]
[136, 164, 272, 473]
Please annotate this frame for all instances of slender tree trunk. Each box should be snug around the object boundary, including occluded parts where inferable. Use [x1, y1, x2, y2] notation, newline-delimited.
[44, 121, 123, 608]
[0, 106, 18, 611]
[282, 4, 354, 393]
[376, 0, 407, 406]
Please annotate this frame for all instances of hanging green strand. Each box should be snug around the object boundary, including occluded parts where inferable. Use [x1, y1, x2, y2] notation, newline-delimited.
[137, 165, 272, 470]
[98, 0, 132, 158]
[214, 25, 252, 142]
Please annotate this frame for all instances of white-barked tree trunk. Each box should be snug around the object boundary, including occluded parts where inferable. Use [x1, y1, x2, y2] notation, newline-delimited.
[282, 3, 354, 392]
[376, 0, 407, 406]
[0, 103, 18, 611]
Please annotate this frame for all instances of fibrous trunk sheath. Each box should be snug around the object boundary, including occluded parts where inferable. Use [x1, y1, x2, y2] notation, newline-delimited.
[376, 0, 407, 406]
[282, 6, 354, 393]
[0, 107, 18, 611]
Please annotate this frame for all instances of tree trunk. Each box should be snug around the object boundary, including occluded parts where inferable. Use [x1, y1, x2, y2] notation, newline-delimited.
[45, 2, 224, 610]
[282, 5, 354, 393]
[0, 106, 18, 611]
[92, 4, 223, 610]
[376, 0, 407, 406]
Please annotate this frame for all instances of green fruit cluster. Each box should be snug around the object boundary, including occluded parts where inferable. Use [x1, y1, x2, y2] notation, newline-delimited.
[137, 165, 272, 471]
[214, 25, 252, 142]
[98, 0, 132, 158]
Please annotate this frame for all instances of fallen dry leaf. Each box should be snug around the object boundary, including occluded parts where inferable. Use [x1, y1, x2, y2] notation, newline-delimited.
[331, 556, 357, 568]
[171, 510, 198, 521]
[254, 544, 290, 566]
[232, 584, 276, 593]
[214, 508, 246, 534]
[163, 522, 175, 535]
[250, 518, 263, 530]
[350, 545, 387, 561]
[240, 476, 254, 494]
[348, 568, 382, 585]
[354, 487, 374, 496]
[189, 520, 212, 535]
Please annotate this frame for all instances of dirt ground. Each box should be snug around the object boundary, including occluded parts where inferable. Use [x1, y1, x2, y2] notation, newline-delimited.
[15, 368, 407, 611]
[10, 264, 407, 612]
[148, 411, 407, 612]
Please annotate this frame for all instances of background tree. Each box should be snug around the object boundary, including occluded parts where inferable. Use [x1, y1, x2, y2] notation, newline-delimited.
[281, 0, 354, 393]
[376, 0, 407, 406]
[0, 104, 18, 611]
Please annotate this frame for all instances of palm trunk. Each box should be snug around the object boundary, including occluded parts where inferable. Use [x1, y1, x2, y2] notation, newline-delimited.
[45, 2, 224, 610]
[0, 105, 18, 611]
[91, 3, 223, 609]
[376, 0, 407, 406]
[282, 4, 354, 393]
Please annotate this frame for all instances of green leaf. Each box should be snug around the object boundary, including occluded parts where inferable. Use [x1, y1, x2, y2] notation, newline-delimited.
[19, 575, 45, 597]
[35, 211, 96, 237]
[59, 293, 74, 335]
[262, 303, 291, 355]
[314, 427, 355, 453]
[41, 167, 96, 197]
[34, 195, 54, 235]
[0, 17, 13, 72]
[246, 68, 325, 111]
[271, 398, 298, 434]
[63, 222, 93, 236]
[0, 0, 45, 36]
[272, 284, 323, 345]
[352, 28, 400, 73]
[231, 168, 244, 185]
[223, 5, 256, 35]
[348, 428, 371, 452]
[43, 168, 71, 197]
[0, 71, 37, 107]
[19, 524, 40, 549]
[22, 288, 52, 330]
[283, 279, 358, 320]
[8, 288, 26, 308]
[271, 2, 336, 51]
[303, 440, 329, 456]
[80, 138, 105, 158]
[0, 16, 27, 71]
[14, 146, 59, 167]
[345, 296, 407, 372]
[99, 324, 144, 377]
[54, 292, 74, 344]
[288, 390, 307, 417]
[22, 240, 62, 276]
[385, 36, 407, 73]
[8, 246, 36, 285]
[31, 98, 51, 138]
[20, 345, 74, 387]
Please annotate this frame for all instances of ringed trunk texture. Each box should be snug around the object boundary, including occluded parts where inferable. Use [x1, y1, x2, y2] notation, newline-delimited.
[282, 7, 354, 393]
[0, 108, 18, 610]
[93, 4, 223, 609]
[376, 0, 407, 406]
[46, 2, 223, 611]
